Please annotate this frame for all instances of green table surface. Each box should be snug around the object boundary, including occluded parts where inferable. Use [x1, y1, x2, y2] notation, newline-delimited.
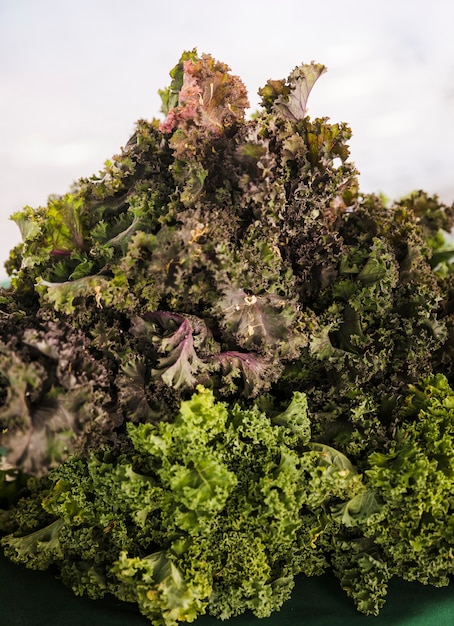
[1, 553, 453, 626]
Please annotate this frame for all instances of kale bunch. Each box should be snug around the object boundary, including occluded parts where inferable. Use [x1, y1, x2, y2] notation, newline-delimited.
[0, 289, 118, 477]
[1, 50, 454, 622]
[364, 374, 454, 585]
[1, 388, 366, 624]
[329, 373, 454, 615]
[6, 51, 454, 465]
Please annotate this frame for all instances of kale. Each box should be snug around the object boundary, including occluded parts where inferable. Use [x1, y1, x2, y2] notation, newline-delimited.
[363, 374, 454, 586]
[2, 388, 365, 624]
[1, 50, 454, 622]
[0, 292, 118, 476]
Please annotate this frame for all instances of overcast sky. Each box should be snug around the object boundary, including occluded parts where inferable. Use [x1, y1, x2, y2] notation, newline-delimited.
[1, 0, 453, 278]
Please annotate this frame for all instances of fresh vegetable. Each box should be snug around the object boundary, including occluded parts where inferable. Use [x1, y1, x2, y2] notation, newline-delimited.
[364, 374, 454, 586]
[1, 50, 454, 624]
[1, 387, 367, 624]
[330, 373, 454, 614]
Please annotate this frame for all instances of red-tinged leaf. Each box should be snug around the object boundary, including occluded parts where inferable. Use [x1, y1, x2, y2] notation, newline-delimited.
[212, 350, 279, 397]
[273, 62, 326, 121]
[146, 311, 207, 390]
[160, 53, 249, 136]
[218, 287, 297, 356]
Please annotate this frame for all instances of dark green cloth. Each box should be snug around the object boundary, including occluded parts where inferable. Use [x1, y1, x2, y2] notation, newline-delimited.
[1, 554, 453, 626]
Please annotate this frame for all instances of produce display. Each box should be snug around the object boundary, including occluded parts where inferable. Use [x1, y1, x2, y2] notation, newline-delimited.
[1, 50, 454, 625]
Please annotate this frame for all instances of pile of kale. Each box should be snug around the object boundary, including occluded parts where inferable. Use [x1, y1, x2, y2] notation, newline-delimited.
[1, 51, 454, 625]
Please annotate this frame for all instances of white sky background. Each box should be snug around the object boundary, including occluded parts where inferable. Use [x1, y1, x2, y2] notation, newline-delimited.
[1, 0, 453, 278]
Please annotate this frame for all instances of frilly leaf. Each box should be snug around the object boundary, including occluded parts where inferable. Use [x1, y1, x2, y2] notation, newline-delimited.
[146, 311, 207, 390]
[218, 287, 297, 356]
[160, 52, 249, 136]
[159, 48, 199, 116]
[271, 391, 310, 444]
[269, 62, 326, 121]
[212, 350, 279, 397]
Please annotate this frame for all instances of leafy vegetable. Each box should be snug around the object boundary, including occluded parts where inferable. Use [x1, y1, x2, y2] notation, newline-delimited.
[1, 50, 454, 623]
[363, 374, 454, 586]
[0, 293, 115, 476]
[2, 388, 366, 624]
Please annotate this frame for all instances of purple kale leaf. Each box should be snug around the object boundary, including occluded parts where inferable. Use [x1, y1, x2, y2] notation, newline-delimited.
[218, 287, 302, 359]
[260, 62, 326, 122]
[146, 311, 209, 390]
[212, 351, 280, 397]
[160, 52, 249, 138]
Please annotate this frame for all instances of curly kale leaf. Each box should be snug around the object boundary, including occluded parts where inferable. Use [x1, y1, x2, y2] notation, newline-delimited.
[159, 51, 249, 208]
[212, 350, 277, 397]
[11, 194, 85, 268]
[160, 52, 249, 138]
[145, 311, 209, 390]
[128, 390, 237, 535]
[2, 518, 66, 569]
[274, 62, 326, 121]
[218, 287, 296, 355]
[271, 391, 311, 443]
[112, 549, 210, 626]
[259, 62, 326, 121]
[330, 536, 391, 616]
